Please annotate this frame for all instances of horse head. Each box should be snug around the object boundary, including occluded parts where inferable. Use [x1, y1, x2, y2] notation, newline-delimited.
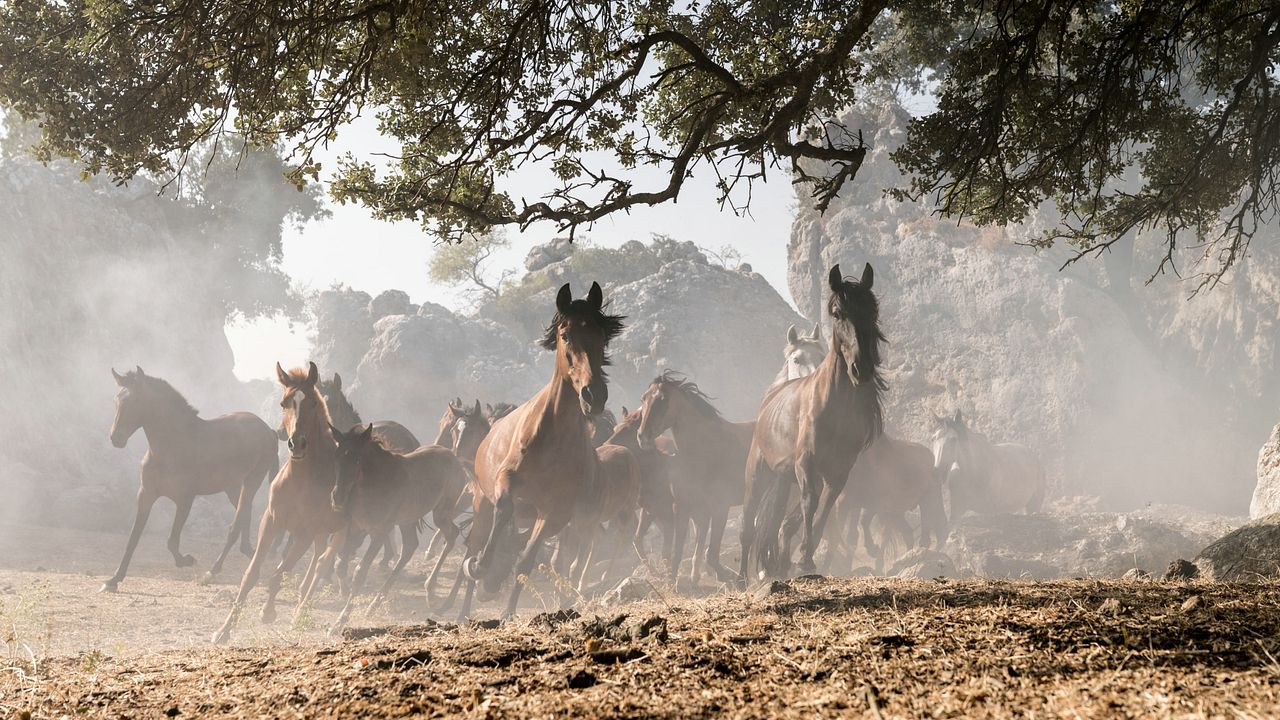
[108, 365, 147, 448]
[329, 422, 374, 513]
[276, 361, 325, 461]
[781, 322, 825, 382]
[452, 399, 489, 460]
[930, 409, 968, 478]
[542, 282, 625, 416]
[604, 406, 641, 450]
[826, 263, 884, 387]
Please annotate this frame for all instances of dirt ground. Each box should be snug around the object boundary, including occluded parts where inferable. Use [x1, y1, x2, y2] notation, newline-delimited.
[3, 521, 1280, 718]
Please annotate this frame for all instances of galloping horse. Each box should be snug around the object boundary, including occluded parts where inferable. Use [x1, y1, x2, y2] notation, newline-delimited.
[320, 372, 419, 570]
[102, 368, 277, 592]
[742, 263, 886, 580]
[458, 282, 624, 619]
[604, 408, 676, 563]
[636, 372, 752, 584]
[328, 423, 467, 629]
[931, 410, 1045, 518]
[212, 362, 345, 644]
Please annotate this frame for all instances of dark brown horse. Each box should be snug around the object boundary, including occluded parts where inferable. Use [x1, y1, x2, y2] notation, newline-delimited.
[560, 443, 642, 591]
[328, 423, 467, 630]
[102, 368, 277, 592]
[319, 372, 420, 571]
[636, 372, 752, 584]
[604, 407, 676, 564]
[742, 263, 886, 580]
[458, 282, 623, 619]
[212, 362, 345, 644]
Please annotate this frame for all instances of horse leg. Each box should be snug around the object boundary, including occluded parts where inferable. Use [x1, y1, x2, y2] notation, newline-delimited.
[166, 494, 197, 568]
[688, 514, 708, 585]
[807, 479, 844, 571]
[453, 497, 494, 621]
[503, 513, 564, 619]
[207, 482, 253, 582]
[706, 507, 734, 584]
[860, 508, 883, 574]
[262, 532, 313, 624]
[369, 523, 419, 614]
[761, 475, 794, 578]
[212, 510, 278, 644]
[331, 533, 382, 633]
[466, 491, 514, 589]
[425, 521, 460, 609]
[242, 456, 274, 557]
[667, 508, 690, 583]
[101, 486, 158, 593]
[738, 459, 766, 587]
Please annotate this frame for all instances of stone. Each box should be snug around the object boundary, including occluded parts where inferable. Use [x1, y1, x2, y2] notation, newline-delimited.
[1251, 423, 1280, 518]
[1194, 514, 1280, 580]
[888, 549, 957, 579]
[1164, 558, 1200, 581]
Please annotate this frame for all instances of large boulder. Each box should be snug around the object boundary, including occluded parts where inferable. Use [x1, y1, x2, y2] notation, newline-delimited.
[1195, 513, 1280, 580]
[945, 507, 1225, 579]
[1252, 424, 1280, 518]
[787, 100, 1273, 513]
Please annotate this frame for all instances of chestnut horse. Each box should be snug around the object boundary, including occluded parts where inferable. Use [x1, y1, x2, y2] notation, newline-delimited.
[320, 372, 419, 571]
[102, 368, 277, 592]
[604, 407, 676, 564]
[931, 410, 1045, 519]
[328, 423, 467, 630]
[212, 362, 345, 644]
[457, 282, 624, 619]
[636, 372, 752, 584]
[742, 263, 886, 580]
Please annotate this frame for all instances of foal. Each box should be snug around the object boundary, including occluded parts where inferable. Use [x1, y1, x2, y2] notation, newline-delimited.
[328, 423, 467, 630]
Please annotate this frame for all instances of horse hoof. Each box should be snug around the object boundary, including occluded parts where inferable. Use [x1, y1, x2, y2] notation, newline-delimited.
[176, 555, 197, 568]
[211, 629, 230, 645]
[261, 607, 277, 624]
[199, 571, 217, 586]
[99, 580, 120, 594]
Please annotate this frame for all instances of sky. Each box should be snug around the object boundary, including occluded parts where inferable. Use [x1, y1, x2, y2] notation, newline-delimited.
[225, 115, 799, 380]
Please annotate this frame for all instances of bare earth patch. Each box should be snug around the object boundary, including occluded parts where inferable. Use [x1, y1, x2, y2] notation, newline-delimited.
[4, 522, 1280, 717]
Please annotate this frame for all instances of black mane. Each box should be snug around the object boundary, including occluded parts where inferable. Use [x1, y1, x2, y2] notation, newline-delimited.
[650, 370, 723, 421]
[539, 298, 626, 352]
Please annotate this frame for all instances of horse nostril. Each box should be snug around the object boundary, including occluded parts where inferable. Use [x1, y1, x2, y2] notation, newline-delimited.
[580, 385, 595, 406]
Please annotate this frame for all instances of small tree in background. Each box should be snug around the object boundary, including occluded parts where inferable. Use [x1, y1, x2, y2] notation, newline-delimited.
[428, 230, 516, 304]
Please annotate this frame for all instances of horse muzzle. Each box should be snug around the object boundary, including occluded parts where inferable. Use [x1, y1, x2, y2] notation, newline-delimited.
[287, 435, 308, 460]
[579, 383, 607, 416]
[109, 432, 128, 449]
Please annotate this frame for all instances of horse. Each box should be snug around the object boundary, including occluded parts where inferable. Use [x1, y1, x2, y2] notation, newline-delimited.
[101, 367, 277, 592]
[770, 323, 826, 388]
[930, 410, 1045, 519]
[436, 398, 490, 464]
[212, 361, 345, 644]
[769, 325, 946, 573]
[636, 371, 752, 584]
[741, 263, 886, 581]
[558, 443, 642, 592]
[604, 407, 676, 564]
[485, 402, 517, 423]
[319, 372, 420, 571]
[457, 281, 624, 619]
[328, 423, 467, 630]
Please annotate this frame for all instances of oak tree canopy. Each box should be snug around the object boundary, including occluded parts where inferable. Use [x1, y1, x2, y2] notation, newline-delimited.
[1, 0, 1277, 284]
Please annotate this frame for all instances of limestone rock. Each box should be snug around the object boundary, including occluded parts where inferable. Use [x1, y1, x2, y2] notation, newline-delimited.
[1251, 423, 1280, 518]
[1194, 514, 1280, 580]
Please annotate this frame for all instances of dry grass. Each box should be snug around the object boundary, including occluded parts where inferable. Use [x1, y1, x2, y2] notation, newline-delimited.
[5, 574, 1280, 718]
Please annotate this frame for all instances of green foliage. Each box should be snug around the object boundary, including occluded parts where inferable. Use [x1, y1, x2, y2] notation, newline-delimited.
[1, 0, 1278, 283]
[427, 230, 514, 302]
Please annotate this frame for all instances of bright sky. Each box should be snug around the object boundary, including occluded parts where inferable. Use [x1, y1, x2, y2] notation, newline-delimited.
[226, 115, 799, 380]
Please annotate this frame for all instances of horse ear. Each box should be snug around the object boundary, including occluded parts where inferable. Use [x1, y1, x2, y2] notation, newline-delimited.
[587, 281, 603, 310]
[360, 423, 374, 442]
[332, 373, 342, 390]
[276, 362, 291, 387]
[621, 405, 629, 418]
[111, 368, 126, 386]
[953, 409, 963, 425]
[485, 403, 494, 414]
[811, 322, 822, 341]
[786, 324, 799, 344]
[828, 265, 843, 292]
[305, 362, 319, 386]
[860, 263, 874, 289]
[327, 422, 343, 440]
[556, 283, 573, 313]
[472, 399, 482, 416]
[135, 365, 145, 376]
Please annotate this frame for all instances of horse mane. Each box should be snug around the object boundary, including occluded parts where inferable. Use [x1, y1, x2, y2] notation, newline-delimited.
[651, 370, 724, 421]
[487, 402, 517, 421]
[283, 367, 335, 430]
[828, 274, 888, 447]
[319, 379, 361, 425]
[539, 299, 626, 355]
[128, 371, 199, 417]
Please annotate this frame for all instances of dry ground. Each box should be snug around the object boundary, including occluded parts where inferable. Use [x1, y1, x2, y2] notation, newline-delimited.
[3, 521, 1280, 718]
